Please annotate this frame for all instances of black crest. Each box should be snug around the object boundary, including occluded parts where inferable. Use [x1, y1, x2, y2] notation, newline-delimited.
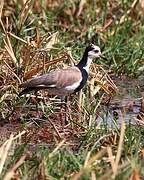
[76, 44, 94, 68]
[84, 44, 94, 53]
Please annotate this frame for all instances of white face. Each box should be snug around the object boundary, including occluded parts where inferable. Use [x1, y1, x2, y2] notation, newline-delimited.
[88, 45, 101, 59]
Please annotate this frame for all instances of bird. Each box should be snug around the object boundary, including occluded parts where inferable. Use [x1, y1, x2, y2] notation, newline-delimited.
[19, 44, 105, 97]
[19, 44, 105, 124]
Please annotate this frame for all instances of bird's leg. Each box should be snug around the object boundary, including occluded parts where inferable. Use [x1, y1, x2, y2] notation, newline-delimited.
[64, 96, 69, 125]
[34, 91, 39, 118]
[60, 96, 64, 127]
[66, 95, 73, 126]
[59, 96, 68, 128]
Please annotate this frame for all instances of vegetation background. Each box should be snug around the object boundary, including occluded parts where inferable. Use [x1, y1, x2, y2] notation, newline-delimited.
[0, 0, 144, 179]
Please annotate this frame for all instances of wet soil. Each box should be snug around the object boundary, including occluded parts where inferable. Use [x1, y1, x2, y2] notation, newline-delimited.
[97, 76, 144, 127]
[0, 76, 144, 145]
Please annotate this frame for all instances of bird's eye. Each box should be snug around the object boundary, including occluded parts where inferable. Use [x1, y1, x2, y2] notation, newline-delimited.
[94, 50, 99, 53]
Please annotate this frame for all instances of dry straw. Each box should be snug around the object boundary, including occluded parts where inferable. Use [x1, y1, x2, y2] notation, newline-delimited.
[0, 131, 26, 179]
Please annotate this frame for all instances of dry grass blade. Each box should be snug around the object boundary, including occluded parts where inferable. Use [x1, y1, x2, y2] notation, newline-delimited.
[8, 32, 28, 44]
[23, 55, 68, 80]
[41, 32, 59, 49]
[113, 113, 126, 178]
[78, 90, 83, 111]
[0, 0, 6, 33]
[0, 131, 26, 176]
[21, 32, 60, 79]
[38, 160, 45, 180]
[91, 171, 96, 180]
[36, 28, 41, 47]
[3, 154, 26, 180]
[90, 65, 118, 96]
[84, 151, 91, 168]
[0, 134, 13, 175]
[120, 0, 139, 24]
[100, 161, 129, 180]
[89, 80, 103, 97]
[62, 49, 75, 66]
[134, 115, 144, 125]
[49, 139, 66, 158]
[3, 60, 21, 83]
[47, 118, 62, 139]
[76, 90, 84, 123]
[0, 0, 4, 19]
[19, 0, 33, 31]
[107, 146, 115, 173]
[95, 79, 110, 94]
[71, 148, 107, 180]
[130, 169, 141, 180]
[4, 35, 18, 67]
[140, 0, 144, 15]
[1, 131, 26, 148]
[76, 0, 86, 17]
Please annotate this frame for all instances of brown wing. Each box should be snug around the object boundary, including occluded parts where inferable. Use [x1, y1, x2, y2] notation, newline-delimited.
[20, 66, 81, 89]
[55, 67, 82, 88]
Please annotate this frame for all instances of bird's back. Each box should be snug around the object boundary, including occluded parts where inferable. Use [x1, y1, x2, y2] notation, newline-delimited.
[19, 66, 83, 96]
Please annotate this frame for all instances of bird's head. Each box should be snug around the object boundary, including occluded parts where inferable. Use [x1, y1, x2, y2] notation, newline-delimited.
[77, 44, 107, 71]
[85, 44, 103, 59]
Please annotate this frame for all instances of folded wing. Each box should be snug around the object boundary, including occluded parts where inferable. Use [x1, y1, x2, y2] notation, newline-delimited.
[19, 67, 82, 95]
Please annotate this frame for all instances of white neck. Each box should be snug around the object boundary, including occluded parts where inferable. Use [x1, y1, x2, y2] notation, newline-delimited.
[83, 57, 93, 73]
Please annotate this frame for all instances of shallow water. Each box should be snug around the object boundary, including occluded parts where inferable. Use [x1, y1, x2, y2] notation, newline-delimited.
[96, 77, 144, 127]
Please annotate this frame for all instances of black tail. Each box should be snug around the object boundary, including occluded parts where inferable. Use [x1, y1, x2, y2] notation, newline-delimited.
[19, 87, 35, 96]
[19, 86, 47, 96]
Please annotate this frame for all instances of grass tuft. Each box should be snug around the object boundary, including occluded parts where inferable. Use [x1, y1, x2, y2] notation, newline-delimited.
[0, 0, 144, 179]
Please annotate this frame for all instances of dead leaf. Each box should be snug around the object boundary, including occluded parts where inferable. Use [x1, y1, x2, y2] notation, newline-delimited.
[130, 169, 140, 180]
[19, 0, 33, 31]
[23, 55, 67, 80]
[140, 0, 144, 15]
[40, 32, 59, 49]
[76, 0, 86, 17]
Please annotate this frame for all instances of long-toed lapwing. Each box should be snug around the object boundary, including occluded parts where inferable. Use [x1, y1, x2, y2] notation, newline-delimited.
[20, 44, 104, 96]
[19, 44, 105, 123]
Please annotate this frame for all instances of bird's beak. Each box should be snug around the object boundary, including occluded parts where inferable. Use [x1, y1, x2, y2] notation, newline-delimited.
[100, 55, 107, 60]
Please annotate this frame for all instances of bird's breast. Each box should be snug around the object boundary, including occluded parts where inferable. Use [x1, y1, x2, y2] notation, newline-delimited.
[64, 78, 82, 91]
[74, 68, 88, 93]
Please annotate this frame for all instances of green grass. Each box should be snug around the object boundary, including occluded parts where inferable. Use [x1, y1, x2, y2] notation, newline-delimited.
[0, 0, 144, 179]
[1, 123, 144, 179]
